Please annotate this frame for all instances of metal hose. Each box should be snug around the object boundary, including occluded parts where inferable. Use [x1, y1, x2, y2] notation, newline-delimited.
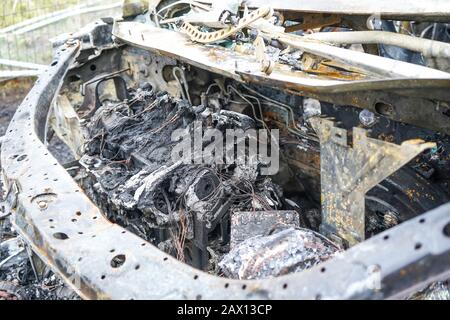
[304, 31, 450, 59]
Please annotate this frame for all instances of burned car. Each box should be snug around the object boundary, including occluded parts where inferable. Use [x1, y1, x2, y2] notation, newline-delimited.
[1, 0, 449, 299]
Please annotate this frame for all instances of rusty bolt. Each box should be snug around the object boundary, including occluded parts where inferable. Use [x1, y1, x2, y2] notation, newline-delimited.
[38, 201, 48, 209]
[66, 39, 77, 46]
[383, 211, 398, 227]
[359, 109, 376, 127]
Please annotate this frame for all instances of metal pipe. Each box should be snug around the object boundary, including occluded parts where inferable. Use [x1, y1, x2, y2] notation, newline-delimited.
[304, 31, 450, 59]
[0, 59, 46, 70]
[265, 31, 450, 79]
[0, 70, 42, 79]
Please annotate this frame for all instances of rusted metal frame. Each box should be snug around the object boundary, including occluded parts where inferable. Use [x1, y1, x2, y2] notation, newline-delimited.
[113, 23, 450, 87]
[240, 72, 450, 134]
[309, 118, 436, 247]
[113, 22, 450, 135]
[244, 0, 450, 22]
[0, 22, 448, 300]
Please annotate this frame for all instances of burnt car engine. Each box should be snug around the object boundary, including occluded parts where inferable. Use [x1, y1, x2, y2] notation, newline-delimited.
[1, 0, 450, 300]
[78, 85, 287, 270]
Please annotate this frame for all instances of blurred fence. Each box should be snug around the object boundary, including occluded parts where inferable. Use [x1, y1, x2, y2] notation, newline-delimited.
[0, 0, 122, 79]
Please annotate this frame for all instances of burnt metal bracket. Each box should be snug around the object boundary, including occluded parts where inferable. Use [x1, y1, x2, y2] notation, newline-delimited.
[80, 69, 130, 112]
[310, 117, 436, 247]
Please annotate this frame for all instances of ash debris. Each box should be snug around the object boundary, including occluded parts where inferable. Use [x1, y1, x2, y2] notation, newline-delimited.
[220, 227, 340, 280]
[408, 281, 450, 300]
[221, 209, 340, 279]
[0, 223, 79, 300]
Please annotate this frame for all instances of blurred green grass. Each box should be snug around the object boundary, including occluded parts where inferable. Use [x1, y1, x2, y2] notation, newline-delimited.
[0, 0, 80, 28]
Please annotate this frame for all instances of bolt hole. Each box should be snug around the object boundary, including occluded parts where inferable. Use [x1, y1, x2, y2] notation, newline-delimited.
[53, 232, 69, 240]
[194, 275, 199, 280]
[283, 283, 288, 289]
[111, 254, 126, 268]
[101, 275, 106, 280]
[320, 267, 326, 273]
[224, 283, 229, 288]
[383, 235, 389, 240]
[415, 243, 422, 250]
[419, 218, 426, 224]
[135, 264, 140, 270]
[69, 74, 81, 82]
[242, 284, 247, 290]
[76, 211, 81, 216]
[374, 102, 394, 116]
[444, 223, 450, 237]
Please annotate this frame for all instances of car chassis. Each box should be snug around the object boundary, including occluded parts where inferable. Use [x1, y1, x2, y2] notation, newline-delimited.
[1, 4, 450, 300]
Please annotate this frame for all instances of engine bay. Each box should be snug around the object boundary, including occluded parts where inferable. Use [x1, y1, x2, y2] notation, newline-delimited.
[1, 0, 449, 299]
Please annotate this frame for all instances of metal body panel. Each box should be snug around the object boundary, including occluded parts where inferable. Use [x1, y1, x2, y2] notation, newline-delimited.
[310, 118, 435, 246]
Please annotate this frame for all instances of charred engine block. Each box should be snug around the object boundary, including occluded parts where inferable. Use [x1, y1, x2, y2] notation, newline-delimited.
[78, 84, 286, 269]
